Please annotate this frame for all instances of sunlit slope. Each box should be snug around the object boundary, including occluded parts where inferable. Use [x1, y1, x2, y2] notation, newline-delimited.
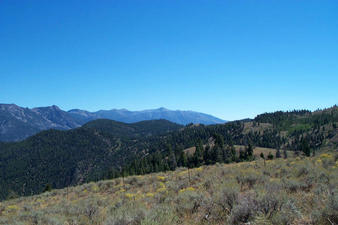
[0, 152, 337, 225]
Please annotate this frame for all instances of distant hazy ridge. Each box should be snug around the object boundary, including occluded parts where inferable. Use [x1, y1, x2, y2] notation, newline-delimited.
[0, 104, 225, 142]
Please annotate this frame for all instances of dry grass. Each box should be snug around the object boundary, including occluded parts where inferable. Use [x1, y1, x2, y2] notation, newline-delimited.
[0, 152, 337, 225]
[184, 144, 293, 159]
[235, 145, 295, 158]
[243, 122, 273, 134]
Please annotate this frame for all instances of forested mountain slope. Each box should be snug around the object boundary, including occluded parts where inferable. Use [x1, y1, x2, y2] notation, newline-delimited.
[0, 106, 337, 201]
[0, 120, 182, 200]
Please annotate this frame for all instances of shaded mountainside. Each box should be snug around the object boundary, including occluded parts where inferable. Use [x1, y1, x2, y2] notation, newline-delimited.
[0, 119, 182, 200]
[0, 104, 81, 142]
[0, 104, 225, 142]
[0, 106, 337, 201]
[82, 119, 183, 139]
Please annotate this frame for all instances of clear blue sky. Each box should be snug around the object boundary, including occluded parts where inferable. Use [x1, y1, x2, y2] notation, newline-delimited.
[1, 0, 337, 120]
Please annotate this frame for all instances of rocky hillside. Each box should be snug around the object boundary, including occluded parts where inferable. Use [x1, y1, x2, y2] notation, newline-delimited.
[0, 104, 80, 142]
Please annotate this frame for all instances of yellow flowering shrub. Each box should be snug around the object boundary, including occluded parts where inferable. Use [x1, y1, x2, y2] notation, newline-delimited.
[146, 192, 155, 197]
[316, 159, 322, 165]
[125, 193, 136, 199]
[90, 184, 99, 192]
[157, 176, 166, 181]
[333, 161, 338, 169]
[116, 188, 125, 194]
[194, 167, 203, 172]
[320, 153, 331, 158]
[178, 170, 188, 176]
[179, 187, 195, 193]
[7, 205, 19, 210]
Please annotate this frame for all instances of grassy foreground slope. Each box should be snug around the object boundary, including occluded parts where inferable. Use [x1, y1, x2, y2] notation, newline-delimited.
[0, 152, 337, 225]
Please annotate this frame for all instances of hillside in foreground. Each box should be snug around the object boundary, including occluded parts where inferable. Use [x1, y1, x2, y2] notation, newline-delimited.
[0, 152, 337, 225]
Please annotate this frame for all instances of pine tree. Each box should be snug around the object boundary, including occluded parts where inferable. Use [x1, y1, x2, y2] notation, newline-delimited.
[212, 146, 223, 163]
[204, 145, 212, 165]
[214, 134, 224, 148]
[283, 149, 288, 159]
[246, 143, 254, 160]
[222, 147, 230, 163]
[43, 184, 52, 192]
[301, 138, 311, 157]
[193, 140, 204, 166]
[230, 145, 237, 162]
[267, 152, 274, 160]
[260, 152, 265, 159]
[178, 150, 188, 167]
[239, 148, 246, 161]
[168, 145, 177, 171]
[275, 149, 281, 158]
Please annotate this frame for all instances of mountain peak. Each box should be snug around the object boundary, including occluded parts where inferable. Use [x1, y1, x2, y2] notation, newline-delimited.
[157, 107, 168, 111]
[0, 103, 20, 110]
[33, 105, 61, 111]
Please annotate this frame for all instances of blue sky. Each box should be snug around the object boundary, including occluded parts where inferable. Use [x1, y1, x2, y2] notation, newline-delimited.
[1, 0, 337, 120]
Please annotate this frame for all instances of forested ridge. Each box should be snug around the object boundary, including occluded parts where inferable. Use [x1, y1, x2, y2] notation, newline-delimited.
[115, 106, 338, 178]
[0, 106, 337, 200]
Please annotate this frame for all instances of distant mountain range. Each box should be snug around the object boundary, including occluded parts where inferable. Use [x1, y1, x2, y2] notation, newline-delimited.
[0, 104, 226, 141]
[68, 107, 225, 125]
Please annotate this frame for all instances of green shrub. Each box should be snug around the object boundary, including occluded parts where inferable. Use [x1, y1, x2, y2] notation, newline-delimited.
[215, 187, 239, 212]
[175, 190, 204, 216]
[236, 173, 262, 189]
[141, 206, 178, 225]
[104, 202, 147, 225]
[321, 191, 338, 224]
[283, 179, 307, 193]
[296, 166, 310, 177]
[256, 193, 283, 219]
[228, 193, 256, 224]
[271, 198, 301, 225]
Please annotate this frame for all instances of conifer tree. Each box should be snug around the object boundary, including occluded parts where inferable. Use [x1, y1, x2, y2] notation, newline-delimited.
[276, 149, 281, 158]
[246, 143, 254, 160]
[301, 138, 311, 157]
[168, 145, 177, 171]
[267, 152, 274, 160]
[260, 152, 265, 159]
[193, 140, 204, 166]
[283, 149, 288, 159]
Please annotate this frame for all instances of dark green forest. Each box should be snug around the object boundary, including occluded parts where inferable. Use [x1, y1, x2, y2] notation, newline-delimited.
[0, 106, 337, 200]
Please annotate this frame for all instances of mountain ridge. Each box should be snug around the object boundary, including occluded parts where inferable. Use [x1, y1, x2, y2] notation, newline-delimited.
[0, 104, 225, 142]
[0, 104, 81, 142]
[68, 107, 226, 125]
